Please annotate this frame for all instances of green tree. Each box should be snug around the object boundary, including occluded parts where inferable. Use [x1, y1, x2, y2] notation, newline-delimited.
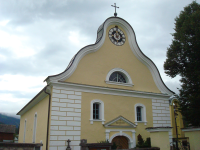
[164, 1, 200, 126]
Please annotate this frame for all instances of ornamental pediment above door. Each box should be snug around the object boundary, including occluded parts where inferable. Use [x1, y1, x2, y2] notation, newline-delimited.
[104, 116, 136, 128]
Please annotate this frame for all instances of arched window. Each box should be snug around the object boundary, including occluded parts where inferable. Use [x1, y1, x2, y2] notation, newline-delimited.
[109, 72, 126, 83]
[134, 103, 147, 125]
[105, 68, 133, 86]
[90, 99, 105, 124]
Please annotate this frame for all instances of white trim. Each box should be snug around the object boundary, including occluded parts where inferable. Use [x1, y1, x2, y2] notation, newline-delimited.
[104, 116, 136, 128]
[106, 129, 136, 132]
[169, 96, 178, 106]
[106, 129, 136, 148]
[23, 119, 27, 143]
[105, 68, 133, 86]
[32, 112, 37, 143]
[105, 81, 134, 87]
[181, 128, 200, 132]
[146, 127, 172, 132]
[134, 103, 147, 125]
[90, 99, 105, 124]
[53, 82, 170, 100]
[46, 17, 173, 96]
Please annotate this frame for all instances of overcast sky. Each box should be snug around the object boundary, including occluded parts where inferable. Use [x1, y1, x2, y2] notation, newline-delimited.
[0, 0, 198, 117]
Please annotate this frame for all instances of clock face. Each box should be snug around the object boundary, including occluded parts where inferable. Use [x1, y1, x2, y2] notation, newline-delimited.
[108, 26, 126, 46]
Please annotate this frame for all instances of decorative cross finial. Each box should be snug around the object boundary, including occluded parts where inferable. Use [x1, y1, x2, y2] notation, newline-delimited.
[111, 3, 119, 17]
[66, 139, 71, 149]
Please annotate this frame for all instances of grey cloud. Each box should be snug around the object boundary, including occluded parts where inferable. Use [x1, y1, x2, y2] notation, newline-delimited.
[0, 100, 28, 115]
[0, 0, 108, 27]
[0, 90, 36, 99]
[0, 43, 75, 76]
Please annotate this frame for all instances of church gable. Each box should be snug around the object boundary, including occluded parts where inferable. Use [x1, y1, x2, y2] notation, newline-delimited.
[45, 17, 173, 96]
[104, 116, 137, 128]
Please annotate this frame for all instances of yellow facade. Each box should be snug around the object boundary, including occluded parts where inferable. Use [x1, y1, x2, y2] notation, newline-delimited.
[150, 131, 170, 150]
[184, 130, 200, 150]
[18, 95, 49, 150]
[65, 25, 161, 94]
[81, 92, 153, 142]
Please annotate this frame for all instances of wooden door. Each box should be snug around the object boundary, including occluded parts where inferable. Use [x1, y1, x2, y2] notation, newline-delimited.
[112, 136, 128, 149]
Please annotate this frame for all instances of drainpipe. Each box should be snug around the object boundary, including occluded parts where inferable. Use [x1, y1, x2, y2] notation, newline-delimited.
[44, 85, 51, 150]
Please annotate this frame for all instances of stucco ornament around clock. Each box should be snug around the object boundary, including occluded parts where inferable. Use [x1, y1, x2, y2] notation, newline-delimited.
[108, 26, 126, 46]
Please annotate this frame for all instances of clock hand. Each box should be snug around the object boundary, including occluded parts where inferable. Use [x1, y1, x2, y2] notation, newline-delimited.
[116, 31, 119, 38]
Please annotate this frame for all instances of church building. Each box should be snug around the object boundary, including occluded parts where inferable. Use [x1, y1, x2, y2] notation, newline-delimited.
[17, 14, 178, 150]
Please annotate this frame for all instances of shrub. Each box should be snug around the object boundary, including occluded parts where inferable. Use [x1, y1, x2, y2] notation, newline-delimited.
[136, 134, 151, 148]
[97, 139, 118, 149]
[98, 139, 109, 143]
[111, 142, 117, 149]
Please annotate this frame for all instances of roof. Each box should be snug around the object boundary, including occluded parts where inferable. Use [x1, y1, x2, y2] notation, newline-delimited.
[17, 86, 48, 115]
[0, 124, 16, 133]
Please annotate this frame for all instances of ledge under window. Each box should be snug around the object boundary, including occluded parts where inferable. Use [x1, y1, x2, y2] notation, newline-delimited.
[90, 119, 105, 124]
[105, 80, 134, 87]
[135, 121, 147, 125]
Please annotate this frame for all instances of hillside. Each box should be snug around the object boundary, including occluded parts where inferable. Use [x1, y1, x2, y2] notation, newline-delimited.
[0, 113, 20, 127]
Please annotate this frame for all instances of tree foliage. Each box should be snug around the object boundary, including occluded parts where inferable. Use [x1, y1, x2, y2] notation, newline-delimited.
[164, 1, 200, 126]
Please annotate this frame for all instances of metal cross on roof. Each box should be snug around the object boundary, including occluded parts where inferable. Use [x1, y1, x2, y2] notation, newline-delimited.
[111, 3, 119, 17]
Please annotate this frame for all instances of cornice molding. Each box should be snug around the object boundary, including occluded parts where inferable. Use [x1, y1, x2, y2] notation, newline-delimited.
[105, 80, 134, 87]
[17, 80, 171, 117]
[181, 128, 200, 132]
[146, 127, 172, 132]
[52, 81, 170, 100]
[45, 17, 174, 95]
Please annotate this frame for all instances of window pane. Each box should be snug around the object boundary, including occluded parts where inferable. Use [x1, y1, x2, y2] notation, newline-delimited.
[117, 73, 126, 83]
[109, 72, 126, 83]
[137, 107, 142, 121]
[93, 103, 100, 119]
[96, 104, 99, 109]
[109, 72, 118, 82]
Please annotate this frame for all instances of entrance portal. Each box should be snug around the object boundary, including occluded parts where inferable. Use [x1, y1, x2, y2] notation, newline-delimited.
[112, 136, 129, 149]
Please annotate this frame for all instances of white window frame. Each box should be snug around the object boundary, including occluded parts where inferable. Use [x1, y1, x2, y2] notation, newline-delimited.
[33, 112, 37, 143]
[134, 103, 147, 125]
[105, 68, 134, 87]
[90, 99, 105, 124]
[23, 119, 27, 143]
